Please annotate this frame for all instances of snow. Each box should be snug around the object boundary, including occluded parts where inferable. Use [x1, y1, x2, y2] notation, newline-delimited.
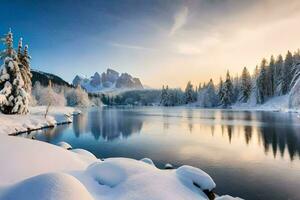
[0, 173, 94, 200]
[0, 106, 76, 135]
[57, 141, 72, 150]
[232, 94, 299, 112]
[165, 163, 174, 169]
[140, 157, 156, 166]
[215, 195, 243, 200]
[176, 165, 216, 191]
[0, 105, 241, 200]
[86, 161, 126, 187]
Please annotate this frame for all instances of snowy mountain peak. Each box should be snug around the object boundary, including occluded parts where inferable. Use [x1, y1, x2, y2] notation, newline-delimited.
[73, 68, 143, 93]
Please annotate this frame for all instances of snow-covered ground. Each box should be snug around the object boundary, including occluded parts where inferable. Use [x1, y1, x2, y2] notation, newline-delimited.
[232, 95, 299, 113]
[0, 106, 79, 135]
[0, 106, 241, 200]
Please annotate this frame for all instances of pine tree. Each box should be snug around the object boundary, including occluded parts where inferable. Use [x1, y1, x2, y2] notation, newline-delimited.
[160, 85, 167, 106]
[217, 77, 224, 104]
[221, 71, 234, 107]
[257, 58, 268, 103]
[274, 55, 283, 95]
[0, 30, 30, 114]
[268, 55, 275, 96]
[205, 79, 217, 107]
[240, 67, 252, 102]
[18, 43, 32, 94]
[232, 74, 240, 103]
[281, 51, 293, 94]
[290, 50, 300, 89]
[184, 81, 195, 104]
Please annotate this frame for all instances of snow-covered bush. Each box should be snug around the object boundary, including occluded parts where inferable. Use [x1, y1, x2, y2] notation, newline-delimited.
[32, 82, 66, 106]
[65, 86, 90, 107]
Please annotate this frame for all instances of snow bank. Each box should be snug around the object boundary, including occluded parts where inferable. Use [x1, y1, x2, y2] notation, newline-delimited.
[0, 136, 240, 200]
[0, 106, 241, 200]
[0, 106, 78, 135]
[57, 141, 72, 150]
[232, 95, 297, 112]
[140, 157, 156, 166]
[0, 173, 94, 200]
[215, 195, 243, 200]
[176, 165, 216, 191]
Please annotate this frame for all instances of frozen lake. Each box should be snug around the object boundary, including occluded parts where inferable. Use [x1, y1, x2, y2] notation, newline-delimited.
[24, 107, 300, 200]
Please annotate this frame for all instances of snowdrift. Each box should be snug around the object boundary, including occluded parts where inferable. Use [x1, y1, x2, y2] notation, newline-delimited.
[0, 106, 242, 200]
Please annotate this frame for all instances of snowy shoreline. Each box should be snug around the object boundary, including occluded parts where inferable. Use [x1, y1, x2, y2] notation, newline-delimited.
[0, 106, 79, 136]
[0, 106, 242, 200]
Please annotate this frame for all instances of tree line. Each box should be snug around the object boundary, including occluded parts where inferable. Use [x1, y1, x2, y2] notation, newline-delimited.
[160, 50, 300, 107]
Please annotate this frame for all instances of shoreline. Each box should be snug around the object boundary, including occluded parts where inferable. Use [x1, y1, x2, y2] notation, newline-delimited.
[0, 106, 242, 200]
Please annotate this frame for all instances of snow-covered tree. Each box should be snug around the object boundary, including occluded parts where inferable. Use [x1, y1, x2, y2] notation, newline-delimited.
[66, 86, 90, 107]
[232, 74, 240, 103]
[160, 85, 168, 106]
[290, 50, 300, 90]
[18, 43, 32, 94]
[221, 71, 234, 107]
[257, 58, 268, 103]
[198, 79, 218, 107]
[274, 55, 283, 95]
[0, 30, 30, 114]
[281, 51, 293, 94]
[184, 81, 196, 104]
[32, 81, 66, 106]
[240, 67, 252, 102]
[217, 77, 224, 105]
[268, 55, 275, 96]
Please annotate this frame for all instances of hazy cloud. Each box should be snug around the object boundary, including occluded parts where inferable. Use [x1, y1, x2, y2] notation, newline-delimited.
[169, 6, 189, 36]
[110, 42, 155, 51]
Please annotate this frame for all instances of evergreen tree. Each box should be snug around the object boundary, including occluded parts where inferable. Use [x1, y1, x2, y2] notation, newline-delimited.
[290, 50, 300, 89]
[232, 74, 240, 102]
[205, 79, 218, 107]
[221, 71, 234, 107]
[217, 77, 224, 104]
[257, 58, 268, 103]
[184, 81, 195, 104]
[268, 55, 275, 96]
[240, 67, 252, 102]
[274, 55, 283, 95]
[0, 30, 30, 114]
[281, 51, 293, 94]
[18, 42, 32, 94]
[160, 85, 168, 106]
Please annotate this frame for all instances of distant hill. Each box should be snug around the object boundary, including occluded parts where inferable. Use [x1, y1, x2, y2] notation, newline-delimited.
[73, 68, 143, 93]
[31, 70, 72, 87]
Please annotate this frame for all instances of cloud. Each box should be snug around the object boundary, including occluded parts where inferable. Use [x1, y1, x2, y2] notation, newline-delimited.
[169, 6, 189, 36]
[110, 42, 155, 51]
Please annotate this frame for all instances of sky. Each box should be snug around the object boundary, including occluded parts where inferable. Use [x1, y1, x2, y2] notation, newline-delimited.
[1, 0, 300, 88]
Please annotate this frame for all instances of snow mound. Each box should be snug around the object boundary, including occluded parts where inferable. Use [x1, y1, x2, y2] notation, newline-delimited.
[165, 163, 174, 169]
[57, 141, 72, 150]
[176, 165, 216, 191]
[215, 195, 244, 200]
[71, 149, 98, 164]
[140, 157, 156, 167]
[0, 172, 94, 200]
[72, 149, 97, 159]
[86, 161, 126, 187]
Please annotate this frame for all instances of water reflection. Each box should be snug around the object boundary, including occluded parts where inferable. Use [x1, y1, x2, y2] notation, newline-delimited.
[73, 108, 144, 141]
[21, 107, 300, 200]
[27, 108, 300, 162]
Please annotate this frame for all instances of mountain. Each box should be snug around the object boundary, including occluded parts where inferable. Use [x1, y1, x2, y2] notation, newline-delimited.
[73, 68, 143, 93]
[31, 70, 72, 87]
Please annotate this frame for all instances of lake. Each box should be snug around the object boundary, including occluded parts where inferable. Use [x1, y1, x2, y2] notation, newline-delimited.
[21, 107, 300, 200]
